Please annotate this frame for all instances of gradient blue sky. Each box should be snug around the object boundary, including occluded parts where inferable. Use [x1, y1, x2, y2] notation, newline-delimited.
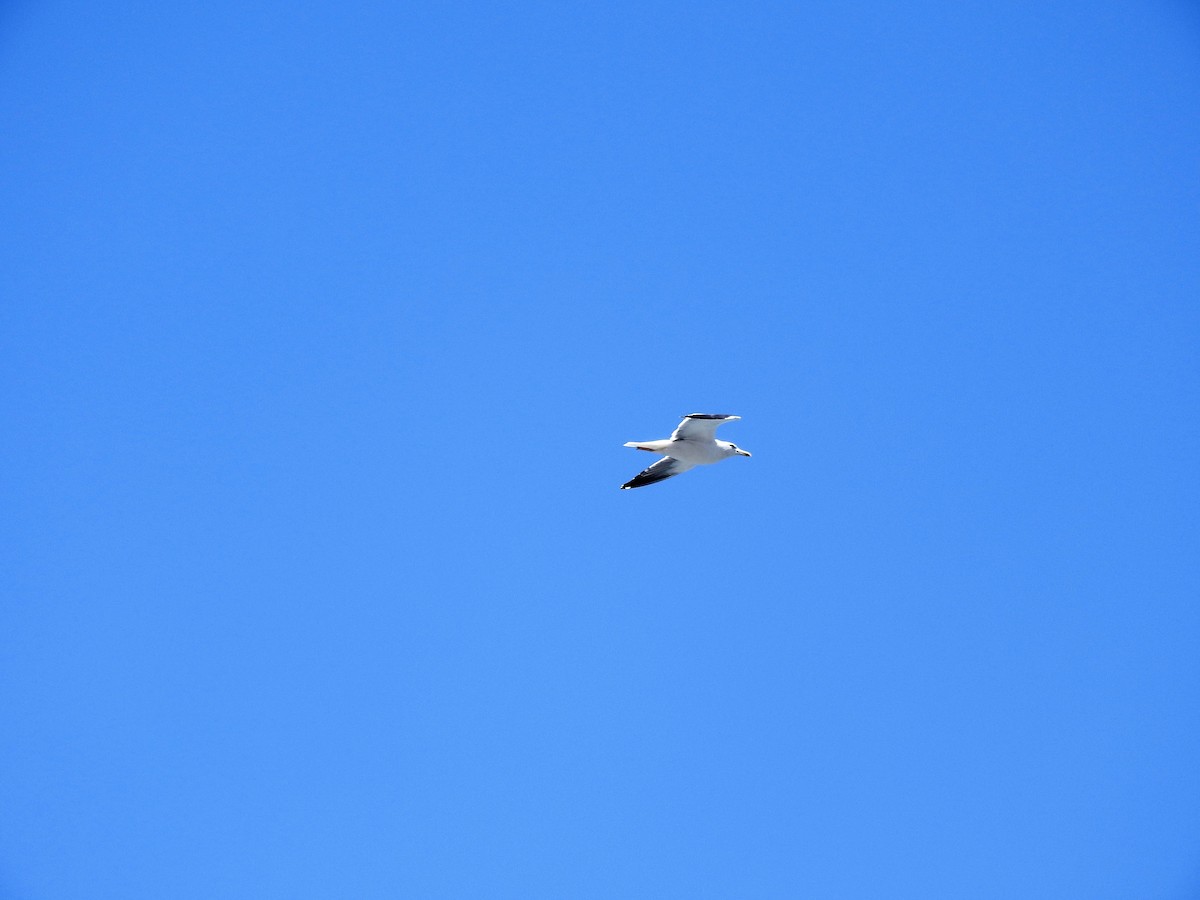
[3, 1, 1199, 898]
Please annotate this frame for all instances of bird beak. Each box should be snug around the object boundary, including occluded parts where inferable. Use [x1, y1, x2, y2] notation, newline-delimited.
[735, 449, 752, 457]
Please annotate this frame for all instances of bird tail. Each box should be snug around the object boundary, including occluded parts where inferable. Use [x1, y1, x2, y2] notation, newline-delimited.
[623, 440, 671, 453]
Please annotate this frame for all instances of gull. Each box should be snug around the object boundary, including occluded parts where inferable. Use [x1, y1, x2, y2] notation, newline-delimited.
[621, 413, 752, 490]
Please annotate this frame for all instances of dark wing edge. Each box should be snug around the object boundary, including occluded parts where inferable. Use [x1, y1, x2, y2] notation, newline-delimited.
[620, 457, 693, 490]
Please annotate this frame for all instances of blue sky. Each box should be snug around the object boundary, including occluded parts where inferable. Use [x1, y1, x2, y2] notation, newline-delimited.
[2, 1, 1198, 897]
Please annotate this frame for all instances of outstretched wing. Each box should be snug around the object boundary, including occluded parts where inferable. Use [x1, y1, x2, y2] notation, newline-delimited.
[670, 413, 741, 442]
[620, 456, 696, 490]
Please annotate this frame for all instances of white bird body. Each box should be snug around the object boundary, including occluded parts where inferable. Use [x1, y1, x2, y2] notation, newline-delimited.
[620, 414, 751, 489]
[624, 438, 732, 464]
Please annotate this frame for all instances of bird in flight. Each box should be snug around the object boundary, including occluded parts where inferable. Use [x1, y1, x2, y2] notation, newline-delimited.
[620, 413, 751, 489]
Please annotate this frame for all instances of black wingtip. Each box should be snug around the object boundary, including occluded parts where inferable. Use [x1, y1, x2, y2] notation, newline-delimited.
[621, 471, 676, 490]
[682, 413, 736, 419]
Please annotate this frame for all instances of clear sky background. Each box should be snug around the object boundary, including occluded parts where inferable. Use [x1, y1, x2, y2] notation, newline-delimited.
[2, 1, 1198, 898]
